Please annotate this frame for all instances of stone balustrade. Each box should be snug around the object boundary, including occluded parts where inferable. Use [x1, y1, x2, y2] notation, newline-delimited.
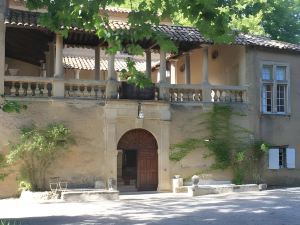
[64, 79, 106, 99]
[4, 76, 52, 97]
[168, 84, 203, 103]
[3, 76, 247, 104]
[211, 85, 247, 103]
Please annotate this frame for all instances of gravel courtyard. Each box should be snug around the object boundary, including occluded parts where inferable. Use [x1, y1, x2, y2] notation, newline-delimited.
[1, 188, 300, 225]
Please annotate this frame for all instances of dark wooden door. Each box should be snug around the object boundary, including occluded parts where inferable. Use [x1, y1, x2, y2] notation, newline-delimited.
[137, 149, 158, 191]
[117, 129, 158, 191]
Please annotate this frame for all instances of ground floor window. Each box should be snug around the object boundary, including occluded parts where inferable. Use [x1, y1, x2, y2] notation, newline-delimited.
[269, 147, 295, 169]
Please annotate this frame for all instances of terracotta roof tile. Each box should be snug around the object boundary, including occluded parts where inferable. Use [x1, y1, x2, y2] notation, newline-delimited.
[5, 8, 300, 52]
[63, 56, 149, 71]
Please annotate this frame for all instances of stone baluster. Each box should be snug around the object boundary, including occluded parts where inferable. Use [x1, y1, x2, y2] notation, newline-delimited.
[11, 82, 17, 96]
[19, 82, 25, 96]
[27, 83, 33, 96]
[34, 83, 39, 96]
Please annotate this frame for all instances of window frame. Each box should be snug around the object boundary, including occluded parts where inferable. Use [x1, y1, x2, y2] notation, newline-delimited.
[260, 61, 290, 115]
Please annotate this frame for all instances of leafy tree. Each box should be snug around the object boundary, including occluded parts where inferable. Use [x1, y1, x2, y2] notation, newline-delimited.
[6, 124, 74, 191]
[24, 0, 279, 55]
[262, 0, 300, 43]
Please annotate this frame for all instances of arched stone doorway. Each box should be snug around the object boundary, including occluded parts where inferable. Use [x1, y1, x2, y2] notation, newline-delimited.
[117, 129, 158, 191]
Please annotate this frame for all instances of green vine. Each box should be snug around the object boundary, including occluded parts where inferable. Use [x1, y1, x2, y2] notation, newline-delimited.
[170, 104, 269, 184]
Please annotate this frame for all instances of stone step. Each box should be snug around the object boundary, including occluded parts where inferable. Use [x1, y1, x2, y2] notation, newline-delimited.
[118, 185, 137, 192]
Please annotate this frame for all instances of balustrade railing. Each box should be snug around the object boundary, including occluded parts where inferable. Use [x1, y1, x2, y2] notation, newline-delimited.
[168, 84, 202, 103]
[64, 79, 106, 99]
[211, 85, 247, 103]
[3, 76, 247, 104]
[4, 76, 52, 97]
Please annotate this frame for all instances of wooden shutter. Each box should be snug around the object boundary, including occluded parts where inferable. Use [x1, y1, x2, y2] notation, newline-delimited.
[269, 148, 279, 169]
[286, 148, 296, 169]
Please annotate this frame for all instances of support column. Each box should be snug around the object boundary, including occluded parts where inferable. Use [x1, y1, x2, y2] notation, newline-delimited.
[95, 45, 100, 80]
[238, 47, 246, 86]
[105, 53, 118, 99]
[170, 60, 177, 84]
[184, 52, 191, 84]
[54, 34, 63, 78]
[0, 0, 7, 94]
[75, 69, 80, 80]
[53, 33, 65, 98]
[145, 49, 151, 78]
[201, 46, 211, 102]
[159, 50, 169, 100]
[46, 42, 55, 77]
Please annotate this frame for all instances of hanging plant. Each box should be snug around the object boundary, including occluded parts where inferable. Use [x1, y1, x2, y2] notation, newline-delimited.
[120, 58, 152, 89]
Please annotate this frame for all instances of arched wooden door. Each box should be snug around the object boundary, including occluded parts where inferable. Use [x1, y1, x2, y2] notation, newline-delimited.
[117, 129, 158, 191]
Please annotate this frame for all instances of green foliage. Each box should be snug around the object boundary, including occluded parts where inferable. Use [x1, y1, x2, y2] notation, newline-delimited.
[7, 124, 74, 191]
[18, 180, 32, 192]
[169, 104, 269, 184]
[0, 221, 21, 225]
[24, 0, 290, 53]
[0, 95, 27, 113]
[0, 153, 8, 181]
[170, 138, 203, 161]
[120, 58, 152, 89]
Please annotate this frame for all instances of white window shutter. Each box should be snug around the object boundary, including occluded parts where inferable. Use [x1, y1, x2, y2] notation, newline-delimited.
[286, 148, 296, 169]
[269, 148, 279, 169]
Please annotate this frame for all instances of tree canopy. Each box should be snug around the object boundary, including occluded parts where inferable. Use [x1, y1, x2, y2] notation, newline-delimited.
[25, 0, 300, 56]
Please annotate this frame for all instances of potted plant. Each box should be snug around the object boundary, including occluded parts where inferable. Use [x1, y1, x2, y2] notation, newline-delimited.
[119, 58, 155, 100]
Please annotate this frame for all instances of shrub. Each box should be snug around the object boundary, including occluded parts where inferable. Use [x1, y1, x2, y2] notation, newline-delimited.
[6, 124, 74, 191]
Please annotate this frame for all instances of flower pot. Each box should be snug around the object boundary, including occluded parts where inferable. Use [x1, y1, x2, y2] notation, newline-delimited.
[119, 82, 155, 100]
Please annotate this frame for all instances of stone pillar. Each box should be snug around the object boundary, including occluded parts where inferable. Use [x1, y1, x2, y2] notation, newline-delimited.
[158, 120, 171, 191]
[46, 42, 55, 77]
[0, 0, 7, 94]
[184, 52, 191, 84]
[202, 47, 209, 85]
[159, 50, 169, 100]
[170, 60, 177, 84]
[145, 49, 151, 78]
[239, 47, 246, 86]
[53, 33, 65, 98]
[201, 46, 211, 102]
[54, 34, 64, 78]
[159, 50, 166, 83]
[105, 53, 118, 99]
[95, 45, 100, 80]
[75, 69, 80, 80]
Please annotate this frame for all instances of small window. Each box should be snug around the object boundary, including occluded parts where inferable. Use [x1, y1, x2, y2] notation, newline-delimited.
[261, 63, 289, 114]
[276, 66, 286, 81]
[269, 147, 295, 169]
[262, 65, 273, 80]
[279, 148, 287, 168]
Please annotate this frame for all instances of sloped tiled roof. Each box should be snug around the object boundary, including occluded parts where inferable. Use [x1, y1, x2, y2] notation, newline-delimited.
[236, 33, 300, 52]
[63, 56, 151, 71]
[4, 8, 300, 52]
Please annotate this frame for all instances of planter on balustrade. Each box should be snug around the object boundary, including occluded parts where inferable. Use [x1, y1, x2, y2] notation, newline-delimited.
[119, 82, 155, 100]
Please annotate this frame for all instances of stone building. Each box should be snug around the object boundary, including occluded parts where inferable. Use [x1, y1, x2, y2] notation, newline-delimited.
[1, 0, 300, 197]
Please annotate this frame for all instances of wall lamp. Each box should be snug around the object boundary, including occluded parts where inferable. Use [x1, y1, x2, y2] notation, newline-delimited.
[137, 102, 144, 119]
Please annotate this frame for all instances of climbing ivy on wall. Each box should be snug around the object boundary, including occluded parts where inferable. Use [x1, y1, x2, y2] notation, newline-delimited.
[170, 104, 269, 184]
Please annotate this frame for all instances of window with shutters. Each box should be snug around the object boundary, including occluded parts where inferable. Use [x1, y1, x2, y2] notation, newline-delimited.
[261, 63, 290, 114]
[269, 146, 295, 169]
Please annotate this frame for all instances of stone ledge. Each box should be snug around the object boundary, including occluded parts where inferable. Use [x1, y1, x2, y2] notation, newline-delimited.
[61, 189, 119, 202]
[187, 184, 261, 196]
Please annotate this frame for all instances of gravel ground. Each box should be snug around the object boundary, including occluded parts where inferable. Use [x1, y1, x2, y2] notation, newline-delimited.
[1, 188, 300, 225]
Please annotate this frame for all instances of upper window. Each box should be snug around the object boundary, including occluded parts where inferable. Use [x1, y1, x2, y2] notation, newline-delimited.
[261, 63, 289, 114]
